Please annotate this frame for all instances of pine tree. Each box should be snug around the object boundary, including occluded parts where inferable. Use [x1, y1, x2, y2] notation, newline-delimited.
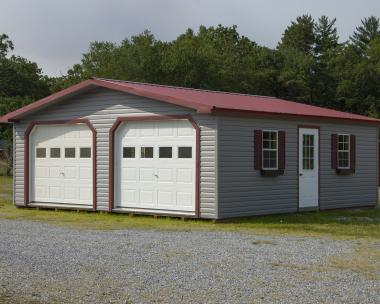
[314, 16, 339, 55]
[350, 16, 380, 51]
[278, 15, 315, 54]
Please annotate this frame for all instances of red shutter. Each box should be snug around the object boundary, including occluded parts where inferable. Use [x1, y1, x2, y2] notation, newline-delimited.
[254, 130, 262, 170]
[278, 131, 286, 171]
[331, 134, 338, 169]
[350, 134, 356, 172]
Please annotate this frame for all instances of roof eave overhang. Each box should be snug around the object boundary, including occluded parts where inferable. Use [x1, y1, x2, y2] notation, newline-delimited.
[213, 108, 380, 125]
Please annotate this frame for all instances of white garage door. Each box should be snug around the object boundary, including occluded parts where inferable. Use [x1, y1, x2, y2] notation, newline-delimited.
[115, 120, 196, 214]
[30, 124, 93, 206]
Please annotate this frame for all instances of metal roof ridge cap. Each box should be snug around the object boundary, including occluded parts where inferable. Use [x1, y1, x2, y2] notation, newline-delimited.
[94, 77, 280, 100]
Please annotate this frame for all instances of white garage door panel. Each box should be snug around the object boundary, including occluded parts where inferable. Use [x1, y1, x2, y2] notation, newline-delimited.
[115, 120, 196, 213]
[30, 124, 93, 206]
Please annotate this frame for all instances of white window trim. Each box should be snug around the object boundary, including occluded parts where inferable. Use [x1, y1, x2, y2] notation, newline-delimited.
[337, 133, 350, 169]
[262, 130, 279, 170]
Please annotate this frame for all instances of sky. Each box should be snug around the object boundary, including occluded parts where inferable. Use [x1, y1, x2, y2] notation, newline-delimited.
[1, 0, 379, 76]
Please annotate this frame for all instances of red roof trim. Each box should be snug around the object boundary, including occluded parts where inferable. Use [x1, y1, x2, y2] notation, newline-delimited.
[213, 108, 380, 125]
[0, 78, 379, 124]
[0, 80, 96, 123]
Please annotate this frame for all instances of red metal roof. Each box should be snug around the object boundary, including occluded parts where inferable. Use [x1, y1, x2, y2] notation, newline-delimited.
[1, 77, 379, 124]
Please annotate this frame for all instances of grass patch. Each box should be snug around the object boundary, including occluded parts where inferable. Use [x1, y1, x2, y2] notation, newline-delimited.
[0, 176, 380, 239]
[272, 244, 380, 279]
[0, 175, 12, 200]
[0, 160, 8, 176]
[329, 244, 380, 279]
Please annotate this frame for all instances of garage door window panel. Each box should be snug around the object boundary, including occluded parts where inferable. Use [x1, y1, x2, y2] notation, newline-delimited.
[50, 148, 61, 158]
[65, 148, 76, 158]
[178, 147, 192, 159]
[159, 147, 172, 158]
[80, 147, 91, 158]
[123, 147, 135, 158]
[36, 148, 46, 158]
[141, 147, 153, 158]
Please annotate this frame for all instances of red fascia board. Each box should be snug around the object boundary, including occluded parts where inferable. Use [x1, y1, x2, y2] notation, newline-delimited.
[1, 80, 96, 122]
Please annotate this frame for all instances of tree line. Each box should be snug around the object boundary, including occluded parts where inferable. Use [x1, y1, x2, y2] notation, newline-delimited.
[0, 15, 380, 174]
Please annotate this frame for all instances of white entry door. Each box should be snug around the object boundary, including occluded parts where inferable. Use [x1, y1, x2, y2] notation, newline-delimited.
[30, 124, 93, 206]
[115, 120, 196, 214]
[298, 128, 319, 209]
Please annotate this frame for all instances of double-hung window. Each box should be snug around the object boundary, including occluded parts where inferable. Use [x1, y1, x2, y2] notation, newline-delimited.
[262, 130, 278, 170]
[337, 134, 350, 169]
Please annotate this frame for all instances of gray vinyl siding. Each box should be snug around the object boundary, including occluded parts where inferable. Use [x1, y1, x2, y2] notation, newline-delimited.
[217, 115, 378, 219]
[319, 123, 378, 209]
[217, 116, 298, 218]
[13, 88, 217, 218]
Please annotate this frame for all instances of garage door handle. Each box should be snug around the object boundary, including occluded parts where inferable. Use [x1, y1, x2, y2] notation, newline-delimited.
[60, 172, 65, 176]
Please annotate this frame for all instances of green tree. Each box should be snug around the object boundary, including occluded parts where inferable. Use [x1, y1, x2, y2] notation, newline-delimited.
[44, 16, 380, 120]
[314, 16, 339, 55]
[350, 16, 380, 51]
[0, 34, 50, 175]
[278, 15, 315, 53]
[277, 15, 317, 103]
[0, 33, 13, 58]
[336, 38, 380, 116]
[313, 16, 341, 108]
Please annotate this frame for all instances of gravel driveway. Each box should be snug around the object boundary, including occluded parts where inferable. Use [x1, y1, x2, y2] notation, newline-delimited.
[0, 219, 379, 304]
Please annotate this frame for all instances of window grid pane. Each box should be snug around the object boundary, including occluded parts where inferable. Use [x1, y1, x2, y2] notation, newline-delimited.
[302, 134, 314, 170]
[123, 147, 135, 158]
[50, 148, 60, 158]
[65, 148, 76, 158]
[80, 147, 91, 158]
[159, 147, 172, 158]
[262, 131, 278, 169]
[337, 134, 350, 168]
[36, 148, 46, 158]
[178, 147, 192, 158]
[141, 147, 153, 158]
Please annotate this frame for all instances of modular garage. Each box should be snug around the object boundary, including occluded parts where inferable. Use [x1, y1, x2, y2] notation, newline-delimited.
[0, 78, 379, 219]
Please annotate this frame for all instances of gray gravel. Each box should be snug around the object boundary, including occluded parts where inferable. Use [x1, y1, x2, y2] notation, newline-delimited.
[0, 219, 379, 304]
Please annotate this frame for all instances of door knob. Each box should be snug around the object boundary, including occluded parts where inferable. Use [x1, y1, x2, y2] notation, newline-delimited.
[299, 173, 303, 176]
[154, 174, 158, 178]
